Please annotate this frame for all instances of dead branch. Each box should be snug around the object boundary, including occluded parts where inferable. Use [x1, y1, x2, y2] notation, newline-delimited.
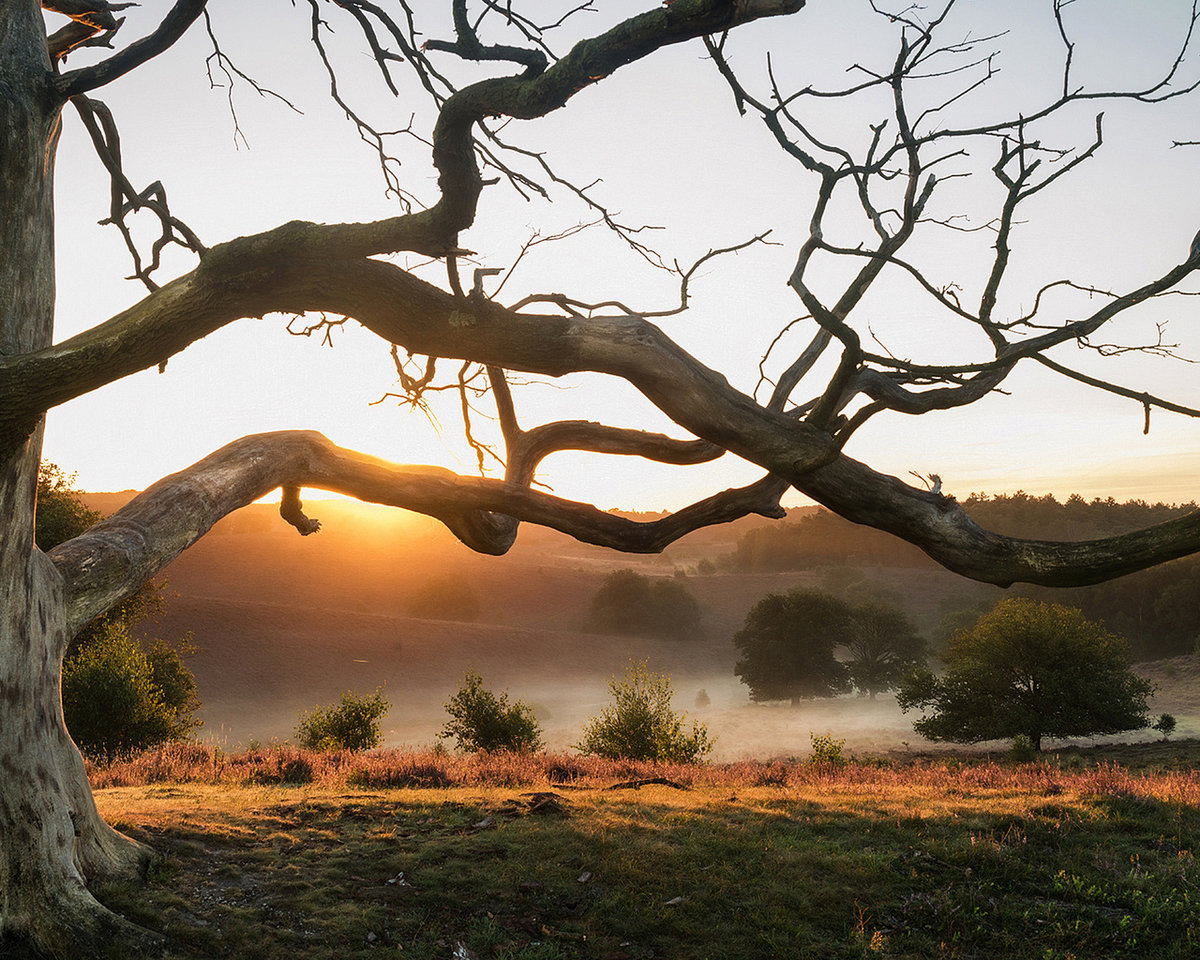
[55, 0, 209, 98]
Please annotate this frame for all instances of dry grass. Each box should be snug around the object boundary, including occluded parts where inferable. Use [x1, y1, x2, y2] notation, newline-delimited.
[87, 740, 1200, 804]
[85, 743, 1200, 960]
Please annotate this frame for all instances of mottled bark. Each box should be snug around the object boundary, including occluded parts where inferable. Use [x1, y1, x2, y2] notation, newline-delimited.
[0, 6, 157, 956]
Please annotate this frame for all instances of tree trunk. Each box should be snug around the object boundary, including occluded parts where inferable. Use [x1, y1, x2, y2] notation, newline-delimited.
[0, 7, 160, 956]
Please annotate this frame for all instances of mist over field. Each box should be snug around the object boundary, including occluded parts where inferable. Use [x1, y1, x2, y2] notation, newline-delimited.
[83, 494, 1198, 759]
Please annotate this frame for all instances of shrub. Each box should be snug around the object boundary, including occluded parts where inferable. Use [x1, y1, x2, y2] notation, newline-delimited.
[1009, 733, 1037, 763]
[439, 671, 543, 753]
[576, 661, 713, 763]
[295, 688, 390, 751]
[807, 731, 846, 768]
[62, 620, 198, 761]
[1153, 713, 1177, 740]
[584, 569, 702, 640]
[146, 635, 202, 728]
[39, 461, 204, 756]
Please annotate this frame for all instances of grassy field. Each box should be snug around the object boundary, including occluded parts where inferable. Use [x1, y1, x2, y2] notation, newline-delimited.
[88, 742, 1200, 960]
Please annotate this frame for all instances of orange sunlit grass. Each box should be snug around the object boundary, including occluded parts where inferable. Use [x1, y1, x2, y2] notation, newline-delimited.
[88, 743, 1200, 960]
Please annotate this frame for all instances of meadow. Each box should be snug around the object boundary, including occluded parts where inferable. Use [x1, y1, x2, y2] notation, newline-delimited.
[88, 741, 1200, 960]
[74, 497, 1200, 958]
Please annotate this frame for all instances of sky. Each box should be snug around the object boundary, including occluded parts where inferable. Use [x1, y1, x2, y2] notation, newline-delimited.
[40, 0, 1200, 513]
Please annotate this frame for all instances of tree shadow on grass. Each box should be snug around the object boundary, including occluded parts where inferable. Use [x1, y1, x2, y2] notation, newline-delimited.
[82, 784, 1200, 960]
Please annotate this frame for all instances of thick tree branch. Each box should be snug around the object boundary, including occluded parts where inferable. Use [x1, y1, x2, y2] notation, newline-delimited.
[0, 244, 834, 477]
[15, 0, 1199, 603]
[12, 231, 1200, 592]
[46, 431, 789, 634]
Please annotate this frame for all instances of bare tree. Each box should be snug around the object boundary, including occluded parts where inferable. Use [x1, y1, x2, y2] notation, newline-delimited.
[2, 0, 1199, 954]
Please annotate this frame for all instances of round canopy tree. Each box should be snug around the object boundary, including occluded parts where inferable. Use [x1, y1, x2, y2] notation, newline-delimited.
[2, 1, 1200, 955]
[897, 599, 1154, 751]
[734, 588, 854, 702]
[844, 603, 926, 700]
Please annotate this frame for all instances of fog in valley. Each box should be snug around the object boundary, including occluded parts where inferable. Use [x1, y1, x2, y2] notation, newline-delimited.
[83, 493, 1199, 760]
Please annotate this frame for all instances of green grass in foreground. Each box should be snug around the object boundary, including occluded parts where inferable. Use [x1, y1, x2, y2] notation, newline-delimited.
[87, 744, 1200, 960]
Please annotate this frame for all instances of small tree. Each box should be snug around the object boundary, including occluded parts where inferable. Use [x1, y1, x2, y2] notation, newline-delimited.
[576, 661, 713, 763]
[844, 603, 926, 699]
[585, 569, 702, 641]
[1153, 713, 1178, 740]
[734, 589, 853, 704]
[440, 671, 543, 753]
[295, 689, 390, 751]
[897, 599, 1153, 752]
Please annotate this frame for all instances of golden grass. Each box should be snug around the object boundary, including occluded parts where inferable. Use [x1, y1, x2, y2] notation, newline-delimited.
[87, 760, 1200, 960]
[87, 741, 1200, 808]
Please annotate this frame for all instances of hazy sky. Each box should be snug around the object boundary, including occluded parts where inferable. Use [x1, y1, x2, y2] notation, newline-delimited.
[41, 0, 1200, 512]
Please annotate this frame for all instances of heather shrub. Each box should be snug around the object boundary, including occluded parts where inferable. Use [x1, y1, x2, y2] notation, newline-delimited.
[440, 671, 543, 753]
[576, 661, 713, 763]
[244, 750, 315, 785]
[348, 756, 450, 788]
[295, 688, 389, 751]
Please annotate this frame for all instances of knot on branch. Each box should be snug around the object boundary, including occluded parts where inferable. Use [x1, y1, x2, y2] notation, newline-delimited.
[280, 486, 322, 536]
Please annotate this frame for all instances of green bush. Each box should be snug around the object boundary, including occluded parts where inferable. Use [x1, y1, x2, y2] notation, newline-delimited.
[1153, 713, 1177, 740]
[439, 671, 543, 753]
[1009, 733, 1037, 763]
[39, 461, 204, 758]
[1008, 734, 1036, 763]
[807, 731, 846, 768]
[34, 461, 102, 551]
[295, 688, 390, 751]
[576, 661, 713, 763]
[62, 620, 199, 761]
[584, 569, 702, 640]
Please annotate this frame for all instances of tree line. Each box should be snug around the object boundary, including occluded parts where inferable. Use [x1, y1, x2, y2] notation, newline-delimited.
[723, 494, 1200, 660]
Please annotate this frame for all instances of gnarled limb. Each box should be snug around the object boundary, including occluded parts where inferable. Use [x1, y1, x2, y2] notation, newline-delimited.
[13, 0, 1198, 600]
[47, 431, 790, 635]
